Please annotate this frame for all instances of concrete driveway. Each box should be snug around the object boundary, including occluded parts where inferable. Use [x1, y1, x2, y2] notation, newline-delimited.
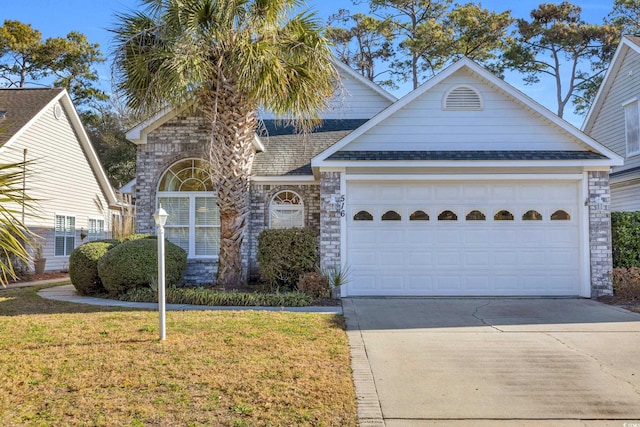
[342, 298, 640, 427]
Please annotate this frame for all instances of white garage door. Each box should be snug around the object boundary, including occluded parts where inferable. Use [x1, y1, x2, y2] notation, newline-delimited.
[346, 181, 581, 296]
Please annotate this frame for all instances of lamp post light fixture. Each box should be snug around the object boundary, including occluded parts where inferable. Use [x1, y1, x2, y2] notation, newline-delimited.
[153, 207, 169, 341]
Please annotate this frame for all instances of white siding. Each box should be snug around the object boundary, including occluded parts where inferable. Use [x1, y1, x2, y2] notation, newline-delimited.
[1, 101, 110, 271]
[588, 49, 640, 174]
[324, 70, 394, 119]
[261, 66, 394, 120]
[345, 69, 590, 152]
[611, 179, 640, 212]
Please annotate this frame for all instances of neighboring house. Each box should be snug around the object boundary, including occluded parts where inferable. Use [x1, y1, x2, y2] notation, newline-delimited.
[0, 88, 118, 272]
[127, 58, 621, 298]
[584, 35, 640, 212]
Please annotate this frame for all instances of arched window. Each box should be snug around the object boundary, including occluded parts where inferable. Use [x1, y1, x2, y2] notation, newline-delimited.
[382, 210, 401, 221]
[494, 210, 514, 221]
[466, 210, 486, 221]
[410, 210, 429, 221]
[157, 159, 218, 258]
[522, 210, 542, 221]
[438, 210, 458, 221]
[354, 211, 373, 221]
[551, 210, 571, 220]
[270, 191, 304, 229]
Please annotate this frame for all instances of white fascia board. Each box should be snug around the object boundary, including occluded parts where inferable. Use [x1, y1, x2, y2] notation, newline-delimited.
[250, 175, 318, 185]
[345, 173, 585, 181]
[59, 92, 119, 208]
[583, 36, 640, 133]
[313, 57, 623, 165]
[126, 107, 176, 144]
[331, 59, 398, 103]
[318, 159, 620, 169]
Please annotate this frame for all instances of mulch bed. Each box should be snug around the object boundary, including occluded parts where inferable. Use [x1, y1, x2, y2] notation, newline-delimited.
[8, 272, 70, 283]
[598, 295, 640, 314]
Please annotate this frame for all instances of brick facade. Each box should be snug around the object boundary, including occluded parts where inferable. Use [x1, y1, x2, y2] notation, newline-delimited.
[319, 172, 342, 272]
[135, 115, 215, 284]
[248, 183, 321, 279]
[588, 171, 614, 297]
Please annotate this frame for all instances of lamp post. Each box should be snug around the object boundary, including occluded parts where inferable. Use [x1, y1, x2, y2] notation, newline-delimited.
[153, 207, 169, 341]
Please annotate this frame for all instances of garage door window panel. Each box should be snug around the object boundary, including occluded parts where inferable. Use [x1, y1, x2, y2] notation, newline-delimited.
[522, 210, 543, 221]
[438, 210, 458, 221]
[382, 210, 402, 221]
[494, 210, 514, 221]
[465, 210, 486, 221]
[410, 210, 429, 221]
[354, 210, 374, 221]
[551, 210, 571, 220]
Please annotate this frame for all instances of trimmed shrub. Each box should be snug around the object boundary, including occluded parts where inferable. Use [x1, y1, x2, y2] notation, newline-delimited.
[257, 227, 318, 291]
[297, 271, 329, 299]
[98, 238, 186, 296]
[119, 233, 155, 243]
[69, 240, 119, 296]
[612, 267, 640, 301]
[612, 212, 640, 268]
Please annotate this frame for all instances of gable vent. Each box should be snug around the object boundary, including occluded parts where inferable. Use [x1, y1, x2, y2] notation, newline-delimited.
[443, 86, 482, 110]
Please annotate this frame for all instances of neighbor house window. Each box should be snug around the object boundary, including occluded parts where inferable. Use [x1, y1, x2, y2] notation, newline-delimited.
[54, 215, 75, 256]
[88, 218, 105, 241]
[157, 159, 219, 258]
[624, 99, 640, 156]
[269, 191, 304, 229]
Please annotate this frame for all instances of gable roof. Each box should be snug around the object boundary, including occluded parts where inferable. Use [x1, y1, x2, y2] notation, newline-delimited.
[312, 57, 622, 169]
[0, 88, 63, 147]
[583, 35, 640, 134]
[0, 88, 118, 207]
[126, 58, 396, 145]
[253, 120, 366, 176]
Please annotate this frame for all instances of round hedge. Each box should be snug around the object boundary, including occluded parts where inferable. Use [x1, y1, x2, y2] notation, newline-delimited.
[97, 238, 187, 296]
[69, 240, 119, 296]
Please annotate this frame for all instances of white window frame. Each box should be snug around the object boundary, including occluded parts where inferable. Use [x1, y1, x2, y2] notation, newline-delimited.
[269, 190, 305, 229]
[157, 193, 219, 259]
[623, 98, 640, 157]
[87, 218, 105, 241]
[54, 214, 75, 256]
[157, 158, 219, 259]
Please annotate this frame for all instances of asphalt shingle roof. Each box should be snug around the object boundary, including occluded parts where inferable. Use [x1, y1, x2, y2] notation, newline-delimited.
[327, 150, 608, 161]
[0, 88, 64, 147]
[253, 119, 367, 175]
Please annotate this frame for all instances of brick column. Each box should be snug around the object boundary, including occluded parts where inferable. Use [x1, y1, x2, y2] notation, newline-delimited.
[319, 172, 342, 272]
[588, 171, 613, 297]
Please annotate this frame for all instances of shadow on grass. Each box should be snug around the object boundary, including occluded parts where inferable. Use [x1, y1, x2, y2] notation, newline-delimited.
[0, 285, 143, 317]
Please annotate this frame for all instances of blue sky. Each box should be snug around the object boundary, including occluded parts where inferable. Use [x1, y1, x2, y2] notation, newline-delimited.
[1, 0, 617, 126]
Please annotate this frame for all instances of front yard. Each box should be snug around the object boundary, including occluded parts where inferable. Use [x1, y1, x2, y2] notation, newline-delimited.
[0, 285, 357, 426]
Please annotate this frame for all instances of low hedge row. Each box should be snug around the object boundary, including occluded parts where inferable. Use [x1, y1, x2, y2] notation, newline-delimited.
[119, 286, 313, 307]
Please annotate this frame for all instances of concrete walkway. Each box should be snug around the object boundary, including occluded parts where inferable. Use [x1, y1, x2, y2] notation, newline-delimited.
[343, 298, 640, 427]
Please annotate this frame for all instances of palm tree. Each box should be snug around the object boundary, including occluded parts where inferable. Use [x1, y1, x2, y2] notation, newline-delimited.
[111, 0, 338, 288]
[0, 159, 34, 287]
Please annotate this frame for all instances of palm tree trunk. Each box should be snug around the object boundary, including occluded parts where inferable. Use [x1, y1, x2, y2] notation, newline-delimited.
[201, 79, 257, 289]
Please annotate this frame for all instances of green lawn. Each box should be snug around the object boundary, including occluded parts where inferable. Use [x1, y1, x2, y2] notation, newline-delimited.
[0, 285, 357, 426]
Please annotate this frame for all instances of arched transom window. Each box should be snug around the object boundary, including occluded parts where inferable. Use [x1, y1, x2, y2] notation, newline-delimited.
[270, 191, 304, 229]
[157, 159, 219, 258]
